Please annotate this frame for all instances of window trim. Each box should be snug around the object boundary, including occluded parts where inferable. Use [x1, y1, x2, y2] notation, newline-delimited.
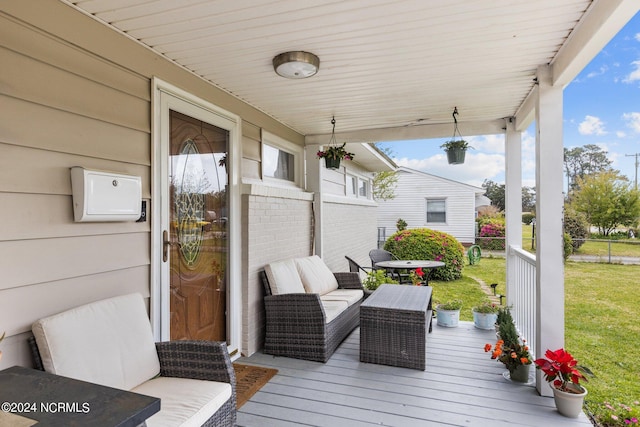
[345, 173, 372, 199]
[261, 130, 303, 187]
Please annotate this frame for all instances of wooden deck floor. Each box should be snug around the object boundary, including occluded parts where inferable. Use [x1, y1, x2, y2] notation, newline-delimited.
[236, 321, 593, 427]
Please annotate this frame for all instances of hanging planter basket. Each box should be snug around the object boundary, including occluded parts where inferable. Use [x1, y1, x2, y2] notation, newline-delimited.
[317, 117, 354, 170]
[441, 107, 472, 165]
[324, 157, 341, 169]
[446, 147, 467, 165]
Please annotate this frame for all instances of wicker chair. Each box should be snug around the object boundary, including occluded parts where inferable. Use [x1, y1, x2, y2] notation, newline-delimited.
[345, 255, 373, 275]
[260, 270, 363, 363]
[29, 294, 236, 427]
[368, 249, 411, 284]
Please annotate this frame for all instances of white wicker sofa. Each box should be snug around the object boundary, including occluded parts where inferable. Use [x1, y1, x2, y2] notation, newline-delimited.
[260, 255, 364, 362]
[29, 293, 236, 427]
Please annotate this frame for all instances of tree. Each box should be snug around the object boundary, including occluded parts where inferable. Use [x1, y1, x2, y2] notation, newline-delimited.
[373, 170, 398, 201]
[372, 143, 398, 201]
[482, 180, 536, 213]
[564, 144, 615, 195]
[522, 186, 536, 213]
[482, 179, 505, 211]
[571, 171, 640, 236]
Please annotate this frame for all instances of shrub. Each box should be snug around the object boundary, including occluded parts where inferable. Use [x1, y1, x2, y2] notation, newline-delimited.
[522, 213, 535, 225]
[476, 221, 506, 250]
[383, 228, 465, 281]
[563, 232, 573, 260]
[396, 218, 407, 231]
[476, 213, 505, 230]
[564, 207, 588, 250]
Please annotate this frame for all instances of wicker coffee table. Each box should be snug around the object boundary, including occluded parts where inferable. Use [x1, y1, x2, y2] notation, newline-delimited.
[359, 284, 432, 370]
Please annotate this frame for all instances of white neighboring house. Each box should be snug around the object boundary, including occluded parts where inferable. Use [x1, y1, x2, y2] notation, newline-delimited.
[377, 167, 490, 245]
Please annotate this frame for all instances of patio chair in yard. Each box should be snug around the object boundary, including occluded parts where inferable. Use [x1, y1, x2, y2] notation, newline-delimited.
[368, 249, 411, 284]
[345, 255, 372, 278]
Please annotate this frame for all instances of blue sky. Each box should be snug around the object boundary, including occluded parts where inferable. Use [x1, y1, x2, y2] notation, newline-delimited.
[379, 12, 640, 190]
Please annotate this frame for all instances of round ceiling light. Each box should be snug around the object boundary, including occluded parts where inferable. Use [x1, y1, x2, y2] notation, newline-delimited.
[273, 51, 320, 79]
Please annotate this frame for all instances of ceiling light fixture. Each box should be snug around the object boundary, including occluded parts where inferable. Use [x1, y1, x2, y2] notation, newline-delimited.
[272, 51, 320, 79]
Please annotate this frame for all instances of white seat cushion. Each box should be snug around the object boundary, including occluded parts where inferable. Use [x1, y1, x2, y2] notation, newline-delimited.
[132, 377, 232, 427]
[31, 293, 160, 391]
[320, 289, 364, 307]
[320, 300, 348, 324]
[295, 255, 339, 295]
[264, 259, 306, 295]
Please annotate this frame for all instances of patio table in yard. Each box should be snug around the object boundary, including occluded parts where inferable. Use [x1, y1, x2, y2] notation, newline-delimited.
[375, 259, 444, 285]
[360, 284, 433, 370]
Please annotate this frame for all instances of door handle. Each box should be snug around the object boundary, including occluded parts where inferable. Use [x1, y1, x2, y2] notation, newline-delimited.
[163, 230, 170, 262]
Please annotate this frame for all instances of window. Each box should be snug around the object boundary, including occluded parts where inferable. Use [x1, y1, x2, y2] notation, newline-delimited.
[358, 180, 369, 197]
[263, 144, 294, 182]
[426, 198, 446, 223]
[261, 130, 302, 186]
[347, 175, 357, 196]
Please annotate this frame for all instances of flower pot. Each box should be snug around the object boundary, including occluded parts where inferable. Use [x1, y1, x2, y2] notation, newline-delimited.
[472, 311, 498, 330]
[446, 148, 466, 165]
[552, 384, 587, 418]
[508, 364, 530, 383]
[324, 157, 341, 169]
[436, 307, 460, 327]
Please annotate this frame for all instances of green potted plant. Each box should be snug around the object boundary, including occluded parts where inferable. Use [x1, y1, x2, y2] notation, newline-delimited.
[440, 140, 472, 165]
[362, 270, 398, 296]
[436, 299, 462, 327]
[316, 143, 355, 169]
[472, 301, 499, 330]
[485, 314, 532, 383]
[534, 348, 594, 418]
[495, 305, 513, 333]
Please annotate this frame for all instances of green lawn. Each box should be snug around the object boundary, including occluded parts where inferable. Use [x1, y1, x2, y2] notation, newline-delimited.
[521, 223, 640, 257]
[443, 257, 640, 421]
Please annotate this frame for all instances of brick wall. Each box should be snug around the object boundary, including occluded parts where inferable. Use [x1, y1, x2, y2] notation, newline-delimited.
[242, 188, 313, 355]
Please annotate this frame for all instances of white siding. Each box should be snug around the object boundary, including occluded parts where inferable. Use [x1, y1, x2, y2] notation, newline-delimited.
[377, 169, 480, 244]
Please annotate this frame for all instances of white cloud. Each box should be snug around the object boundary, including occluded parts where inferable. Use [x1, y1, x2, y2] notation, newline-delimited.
[468, 134, 505, 154]
[586, 65, 608, 79]
[394, 152, 504, 188]
[578, 115, 606, 135]
[623, 112, 640, 133]
[635, 33, 640, 42]
[616, 130, 627, 138]
[623, 60, 640, 83]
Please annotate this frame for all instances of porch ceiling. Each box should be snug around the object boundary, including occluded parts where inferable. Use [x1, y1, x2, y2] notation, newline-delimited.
[65, 0, 636, 142]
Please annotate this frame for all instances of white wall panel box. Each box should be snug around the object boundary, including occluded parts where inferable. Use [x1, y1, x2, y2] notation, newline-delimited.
[70, 167, 142, 222]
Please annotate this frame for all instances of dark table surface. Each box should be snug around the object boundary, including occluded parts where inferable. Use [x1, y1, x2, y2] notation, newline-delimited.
[375, 260, 445, 285]
[0, 366, 160, 427]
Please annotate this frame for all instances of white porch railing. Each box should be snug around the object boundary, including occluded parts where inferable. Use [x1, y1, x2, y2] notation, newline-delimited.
[508, 245, 537, 358]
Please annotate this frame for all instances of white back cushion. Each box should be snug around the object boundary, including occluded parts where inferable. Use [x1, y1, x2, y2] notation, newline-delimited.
[32, 293, 160, 391]
[264, 259, 306, 295]
[295, 255, 339, 295]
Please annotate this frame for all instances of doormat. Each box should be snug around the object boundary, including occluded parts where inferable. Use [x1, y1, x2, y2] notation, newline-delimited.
[233, 363, 278, 408]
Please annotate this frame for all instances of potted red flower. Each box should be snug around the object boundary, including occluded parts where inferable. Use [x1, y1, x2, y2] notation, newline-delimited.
[534, 348, 594, 418]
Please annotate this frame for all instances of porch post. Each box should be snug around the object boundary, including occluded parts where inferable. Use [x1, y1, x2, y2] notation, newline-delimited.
[504, 118, 522, 306]
[305, 145, 324, 257]
[535, 65, 565, 397]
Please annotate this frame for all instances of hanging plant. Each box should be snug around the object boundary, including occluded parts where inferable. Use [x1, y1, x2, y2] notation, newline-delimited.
[441, 107, 472, 165]
[316, 117, 354, 169]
